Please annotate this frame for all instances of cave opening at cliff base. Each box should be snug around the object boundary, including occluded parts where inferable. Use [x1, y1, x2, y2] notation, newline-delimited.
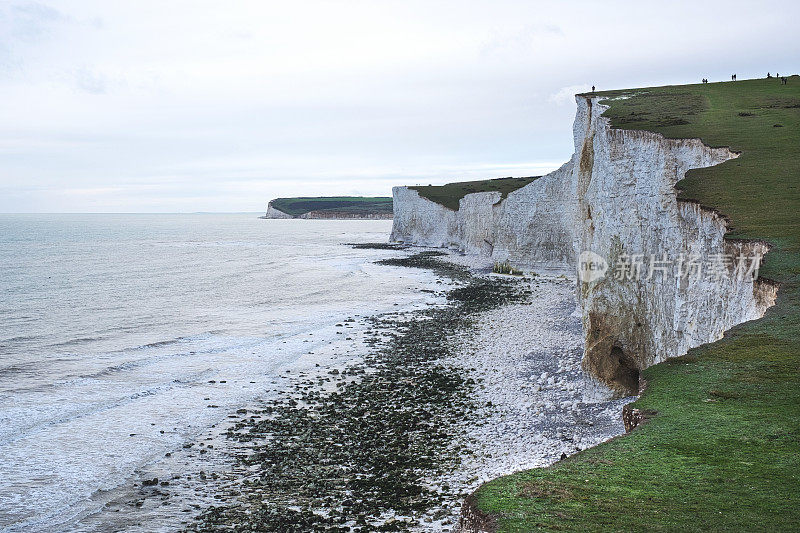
[609, 345, 640, 395]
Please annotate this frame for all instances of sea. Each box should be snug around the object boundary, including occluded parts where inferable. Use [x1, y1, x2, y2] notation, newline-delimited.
[0, 214, 442, 532]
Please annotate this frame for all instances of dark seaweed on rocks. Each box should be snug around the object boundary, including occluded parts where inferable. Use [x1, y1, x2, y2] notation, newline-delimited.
[189, 252, 529, 532]
[346, 242, 410, 250]
[376, 251, 471, 282]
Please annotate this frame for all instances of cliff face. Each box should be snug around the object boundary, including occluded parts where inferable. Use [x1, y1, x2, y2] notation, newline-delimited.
[390, 163, 577, 271]
[264, 201, 294, 219]
[390, 187, 462, 247]
[391, 96, 777, 392]
[572, 97, 777, 391]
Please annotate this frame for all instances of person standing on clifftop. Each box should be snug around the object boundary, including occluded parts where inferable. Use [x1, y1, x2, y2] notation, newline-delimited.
[591, 85, 595, 92]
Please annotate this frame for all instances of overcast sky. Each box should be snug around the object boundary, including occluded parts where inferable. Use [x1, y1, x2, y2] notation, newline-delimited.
[1, 0, 797, 212]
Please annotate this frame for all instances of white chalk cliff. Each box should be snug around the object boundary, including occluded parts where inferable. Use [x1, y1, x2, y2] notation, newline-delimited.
[264, 201, 294, 219]
[391, 96, 778, 392]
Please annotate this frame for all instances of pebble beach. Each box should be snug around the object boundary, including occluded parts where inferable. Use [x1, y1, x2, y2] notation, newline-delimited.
[152, 247, 634, 532]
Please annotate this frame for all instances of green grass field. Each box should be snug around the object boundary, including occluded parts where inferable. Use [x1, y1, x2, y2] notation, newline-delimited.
[471, 76, 800, 531]
[410, 176, 539, 211]
[269, 196, 392, 217]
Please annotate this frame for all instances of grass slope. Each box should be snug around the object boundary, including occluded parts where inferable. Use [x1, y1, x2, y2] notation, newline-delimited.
[410, 177, 539, 211]
[270, 196, 392, 217]
[472, 76, 800, 531]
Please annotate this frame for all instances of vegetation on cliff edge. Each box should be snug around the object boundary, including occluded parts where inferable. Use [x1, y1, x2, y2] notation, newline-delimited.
[410, 176, 539, 211]
[472, 76, 800, 531]
[269, 197, 393, 217]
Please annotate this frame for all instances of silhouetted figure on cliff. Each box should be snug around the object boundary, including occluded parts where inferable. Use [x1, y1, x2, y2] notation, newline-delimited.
[731, 74, 737, 81]
[591, 85, 595, 92]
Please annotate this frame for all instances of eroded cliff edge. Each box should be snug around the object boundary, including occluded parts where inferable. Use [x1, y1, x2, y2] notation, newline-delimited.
[391, 96, 777, 393]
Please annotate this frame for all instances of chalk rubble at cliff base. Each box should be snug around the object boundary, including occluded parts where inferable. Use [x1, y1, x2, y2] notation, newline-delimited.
[434, 270, 632, 530]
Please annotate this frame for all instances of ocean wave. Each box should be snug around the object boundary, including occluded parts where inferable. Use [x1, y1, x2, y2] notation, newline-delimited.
[48, 336, 107, 348]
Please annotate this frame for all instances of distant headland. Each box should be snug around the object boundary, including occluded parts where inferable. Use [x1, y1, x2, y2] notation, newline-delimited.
[262, 196, 393, 219]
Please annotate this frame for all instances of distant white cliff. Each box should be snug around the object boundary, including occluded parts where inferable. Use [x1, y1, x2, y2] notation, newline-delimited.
[262, 199, 393, 220]
[264, 201, 294, 219]
[390, 96, 777, 392]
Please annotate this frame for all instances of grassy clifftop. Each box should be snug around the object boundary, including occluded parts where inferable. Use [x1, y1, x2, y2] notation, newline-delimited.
[269, 196, 392, 217]
[471, 77, 800, 531]
[410, 176, 539, 211]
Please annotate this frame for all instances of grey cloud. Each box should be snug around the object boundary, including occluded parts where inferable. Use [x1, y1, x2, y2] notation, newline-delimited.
[0, 0, 798, 212]
[8, 1, 67, 40]
[480, 23, 566, 56]
[0, 1, 68, 74]
[74, 67, 107, 94]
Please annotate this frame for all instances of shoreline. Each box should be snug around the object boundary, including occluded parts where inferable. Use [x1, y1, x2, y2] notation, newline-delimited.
[187, 249, 526, 531]
[159, 247, 629, 532]
[26, 233, 445, 533]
